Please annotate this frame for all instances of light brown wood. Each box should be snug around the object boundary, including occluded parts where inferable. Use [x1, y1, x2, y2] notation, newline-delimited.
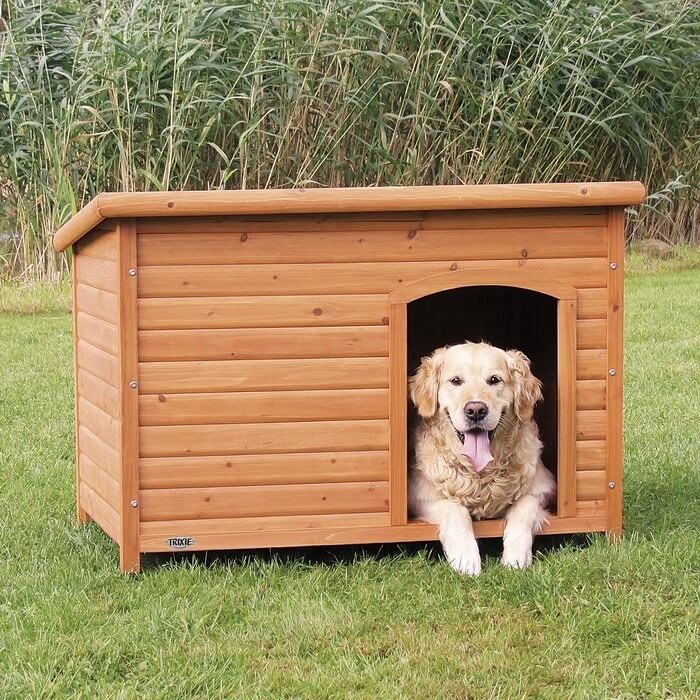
[577, 349, 607, 379]
[75, 255, 118, 293]
[77, 368, 119, 419]
[77, 340, 118, 387]
[576, 380, 606, 410]
[576, 410, 607, 441]
[79, 481, 120, 543]
[577, 319, 607, 350]
[137, 295, 390, 330]
[80, 426, 120, 482]
[79, 453, 121, 511]
[76, 284, 118, 325]
[606, 208, 625, 538]
[137, 326, 389, 362]
[139, 419, 390, 458]
[139, 388, 389, 426]
[78, 397, 119, 450]
[76, 313, 118, 357]
[138, 357, 389, 394]
[557, 298, 578, 517]
[139, 451, 389, 489]
[53, 182, 646, 251]
[389, 302, 408, 526]
[139, 481, 390, 522]
[58, 184, 641, 569]
[389, 268, 577, 304]
[576, 440, 607, 469]
[577, 288, 608, 319]
[576, 470, 607, 501]
[136, 227, 607, 267]
[117, 220, 141, 574]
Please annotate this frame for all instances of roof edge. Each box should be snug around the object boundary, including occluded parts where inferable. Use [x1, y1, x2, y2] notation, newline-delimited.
[53, 182, 647, 252]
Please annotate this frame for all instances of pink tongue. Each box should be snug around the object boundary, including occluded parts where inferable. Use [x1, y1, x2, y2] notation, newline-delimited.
[460, 429, 494, 472]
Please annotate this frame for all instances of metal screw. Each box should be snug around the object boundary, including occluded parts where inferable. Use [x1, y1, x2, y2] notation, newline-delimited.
[608, 369, 617, 376]
[610, 262, 617, 270]
[608, 482, 616, 489]
[130, 500, 138, 508]
[129, 381, 138, 389]
[128, 268, 136, 277]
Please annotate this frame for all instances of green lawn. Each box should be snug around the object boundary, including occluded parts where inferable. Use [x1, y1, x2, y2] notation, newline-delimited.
[1, 263, 698, 699]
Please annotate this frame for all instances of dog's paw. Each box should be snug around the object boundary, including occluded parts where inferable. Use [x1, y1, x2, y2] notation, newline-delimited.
[445, 544, 482, 576]
[501, 548, 533, 570]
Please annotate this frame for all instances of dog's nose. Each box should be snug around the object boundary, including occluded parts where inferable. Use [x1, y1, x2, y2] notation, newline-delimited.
[464, 401, 488, 423]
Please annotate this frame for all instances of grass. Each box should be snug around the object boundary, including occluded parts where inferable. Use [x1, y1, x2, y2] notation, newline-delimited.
[1, 0, 699, 277]
[1, 268, 699, 698]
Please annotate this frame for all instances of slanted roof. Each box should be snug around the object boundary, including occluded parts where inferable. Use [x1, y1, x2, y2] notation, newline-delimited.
[53, 182, 646, 252]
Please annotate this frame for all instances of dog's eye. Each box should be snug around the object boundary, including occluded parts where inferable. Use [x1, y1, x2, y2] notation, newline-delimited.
[487, 375, 502, 385]
[449, 376, 463, 386]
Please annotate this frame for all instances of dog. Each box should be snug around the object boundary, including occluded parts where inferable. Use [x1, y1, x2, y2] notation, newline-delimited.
[408, 341, 556, 575]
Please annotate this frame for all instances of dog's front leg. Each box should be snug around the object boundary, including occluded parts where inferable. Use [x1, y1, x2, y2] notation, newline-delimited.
[421, 499, 481, 576]
[502, 494, 548, 569]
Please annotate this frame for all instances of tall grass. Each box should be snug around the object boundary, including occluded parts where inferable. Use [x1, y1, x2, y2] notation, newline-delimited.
[1, 0, 698, 278]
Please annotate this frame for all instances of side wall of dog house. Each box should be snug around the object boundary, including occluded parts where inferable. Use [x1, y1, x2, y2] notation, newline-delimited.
[73, 224, 123, 543]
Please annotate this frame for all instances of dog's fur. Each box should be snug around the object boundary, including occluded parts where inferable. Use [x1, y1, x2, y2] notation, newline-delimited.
[408, 341, 556, 575]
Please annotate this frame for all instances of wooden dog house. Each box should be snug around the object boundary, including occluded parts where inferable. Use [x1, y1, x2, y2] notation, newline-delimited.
[53, 182, 646, 573]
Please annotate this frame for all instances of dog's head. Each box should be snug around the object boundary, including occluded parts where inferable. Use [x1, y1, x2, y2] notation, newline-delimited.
[409, 342, 542, 433]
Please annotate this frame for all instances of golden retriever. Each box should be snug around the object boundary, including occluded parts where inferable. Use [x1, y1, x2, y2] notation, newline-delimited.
[408, 341, 556, 575]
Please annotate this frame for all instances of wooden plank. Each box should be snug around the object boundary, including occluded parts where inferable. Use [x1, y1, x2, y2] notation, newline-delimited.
[577, 288, 607, 319]
[576, 500, 606, 518]
[140, 512, 391, 542]
[576, 380, 607, 410]
[557, 297, 577, 517]
[73, 227, 118, 260]
[116, 219, 141, 574]
[139, 481, 390, 522]
[577, 349, 607, 380]
[139, 388, 390, 426]
[75, 255, 118, 293]
[72, 261, 88, 524]
[139, 451, 389, 489]
[76, 340, 118, 387]
[577, 319, 607, 350]
[76, 283, 118, 325]
[138, 357, 390, 394]
[77, 368, 119, 419]
[576, 440, 607, 470]
[139, 419, 390, 458]
[606, 207, 625, 538]
[79, 453, 121, 511]
[389, 302, 408, 526]
[137, 295, 390, 330]
[576, 410, 607, 441]
[576, 470, 607, 501]
[135, 207, 608, 236]
[78, 397, 120, 450]
[137, 226, 608, 266]
[76, 312, 118, 356]
[138, 326, 389, 362]
[79, 426, 120, 483]
[138, 513, 609, 553]
[79, 481, 120, 544]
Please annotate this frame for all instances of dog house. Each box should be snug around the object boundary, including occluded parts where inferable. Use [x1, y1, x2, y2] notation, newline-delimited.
[53, 182, 646, 573]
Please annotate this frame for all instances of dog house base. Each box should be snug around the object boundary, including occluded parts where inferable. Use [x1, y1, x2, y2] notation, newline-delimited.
[54, 183, 645, 573]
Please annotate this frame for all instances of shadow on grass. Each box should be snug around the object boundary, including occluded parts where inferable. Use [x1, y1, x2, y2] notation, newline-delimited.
[139, 532, 593, 574]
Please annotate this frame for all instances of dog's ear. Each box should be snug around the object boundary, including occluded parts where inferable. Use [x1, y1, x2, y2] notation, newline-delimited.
[409, 347, 446, 418]
[506, 350, 543, 422]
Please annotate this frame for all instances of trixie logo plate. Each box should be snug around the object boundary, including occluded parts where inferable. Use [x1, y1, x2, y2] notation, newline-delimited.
[165, 536, 196, 550]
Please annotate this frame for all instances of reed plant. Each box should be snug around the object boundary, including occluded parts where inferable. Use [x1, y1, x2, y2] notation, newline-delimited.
[1, 0, 698, 278]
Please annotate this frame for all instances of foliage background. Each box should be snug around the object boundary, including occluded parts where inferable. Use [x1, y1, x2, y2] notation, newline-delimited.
[1, 0, 699, 278]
